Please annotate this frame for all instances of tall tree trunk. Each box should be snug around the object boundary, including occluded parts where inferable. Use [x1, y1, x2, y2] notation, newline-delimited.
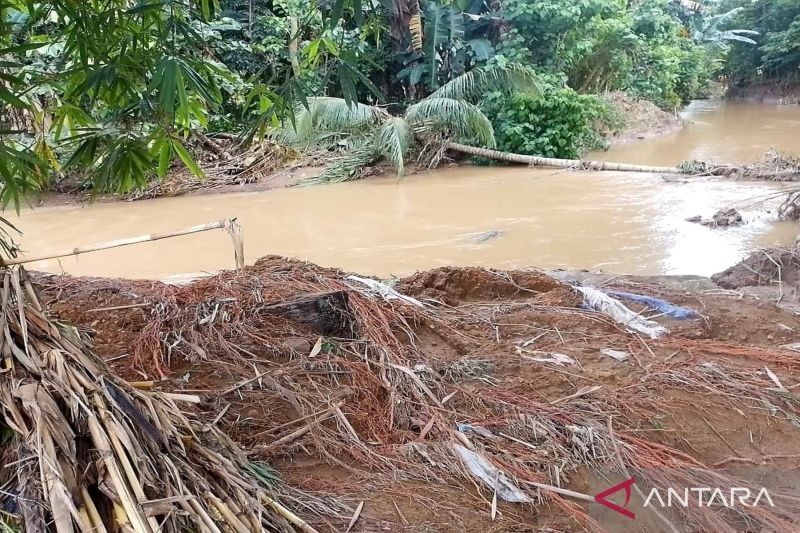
[248, 0, 254, 36]
[289, 17, 300, 77]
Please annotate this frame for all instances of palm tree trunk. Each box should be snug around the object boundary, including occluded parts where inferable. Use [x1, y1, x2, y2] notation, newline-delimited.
[447, 142, 685, 173]
[446, 142, 797, 179]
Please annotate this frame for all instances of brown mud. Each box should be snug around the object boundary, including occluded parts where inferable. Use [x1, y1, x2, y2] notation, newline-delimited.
[712, 246, 800, 306]
[29, 256, 800, 532]
[728, 81, 800, 105]
[601, 91, 684, 145]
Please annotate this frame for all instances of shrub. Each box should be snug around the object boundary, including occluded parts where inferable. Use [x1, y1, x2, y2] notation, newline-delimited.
[482, 88, 618, 159]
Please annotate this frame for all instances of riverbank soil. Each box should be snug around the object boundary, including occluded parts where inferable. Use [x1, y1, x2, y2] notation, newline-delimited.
[712, 246, 800, 307]
[601, 91, 683, 144]
[728, 82, 800, 105]
[31, 256, 800, 531]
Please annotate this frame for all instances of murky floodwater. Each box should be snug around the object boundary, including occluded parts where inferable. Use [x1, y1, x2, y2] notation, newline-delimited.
[12, 101, 800, 280]
[604, 100, 800, 165]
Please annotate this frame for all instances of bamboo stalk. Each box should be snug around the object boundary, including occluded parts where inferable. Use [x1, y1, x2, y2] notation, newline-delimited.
[262, 495, 319, 533]
[2, 219, 233, 266]
[518, 479, 594, 502]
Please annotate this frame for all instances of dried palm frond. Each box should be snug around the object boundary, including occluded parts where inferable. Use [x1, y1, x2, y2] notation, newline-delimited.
[0, 267, 313, 532]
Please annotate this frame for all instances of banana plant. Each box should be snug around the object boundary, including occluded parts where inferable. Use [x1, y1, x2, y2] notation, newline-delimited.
[690, 6, 758, 49]
[395, 0, 499, 93]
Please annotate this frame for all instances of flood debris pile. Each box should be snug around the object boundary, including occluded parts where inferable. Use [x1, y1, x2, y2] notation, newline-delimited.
[0, 267, 317, 532]
[743, 149, 800, 181]
[129, 138, 302, 200]
[674, 149, 800, 181]
[713, 246, 800, 293]
[22, 257, 800, 531]
[779, 189, 800, 221]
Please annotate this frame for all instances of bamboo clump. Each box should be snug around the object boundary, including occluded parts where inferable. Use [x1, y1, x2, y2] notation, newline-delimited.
[0, 267, 309, 532]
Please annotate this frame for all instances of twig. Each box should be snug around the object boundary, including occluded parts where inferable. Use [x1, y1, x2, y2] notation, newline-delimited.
[701, 416, 742, 458]
[88, 302, 152, 312]
[334, 405, 361, 444]
[345, 501, 364, 532]
[211, 403, 231, 427]
[550, 385, 603, 405]
[392, 500, 408, 525]
[517, 480, 593, 502]
[713, 454, 800, 468]
[219, 370, 271, 397]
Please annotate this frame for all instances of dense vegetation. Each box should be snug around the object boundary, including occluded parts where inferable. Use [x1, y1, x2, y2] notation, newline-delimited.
[716, 0, 800, 85]
[0, 0, 789, 207]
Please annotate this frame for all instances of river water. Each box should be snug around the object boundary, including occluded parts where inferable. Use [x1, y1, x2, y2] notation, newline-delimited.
[12, 100, 800, 280]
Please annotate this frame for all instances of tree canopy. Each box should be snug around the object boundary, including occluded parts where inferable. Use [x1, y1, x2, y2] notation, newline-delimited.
[0, 0, 782, 207]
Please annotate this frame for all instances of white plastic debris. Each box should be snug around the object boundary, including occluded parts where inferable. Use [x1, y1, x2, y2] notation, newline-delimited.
[524, 352, 576, 366]
[346, 275, 424, 307]
[576, 286, 668, 339]
[601, 348, 629, 362]
[451, 443, 529, 503]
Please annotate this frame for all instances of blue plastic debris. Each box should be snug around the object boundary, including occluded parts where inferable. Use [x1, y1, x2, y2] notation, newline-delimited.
[605, 290, 697, 319]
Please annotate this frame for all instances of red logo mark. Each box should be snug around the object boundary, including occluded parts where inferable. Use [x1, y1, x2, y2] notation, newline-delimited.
[594, 477, 636, 519]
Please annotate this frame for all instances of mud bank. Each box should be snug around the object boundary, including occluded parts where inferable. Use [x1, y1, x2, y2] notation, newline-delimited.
[28, 256, 800, 532]
[602, 91, 684, 145]
[728, 81, 800, 105]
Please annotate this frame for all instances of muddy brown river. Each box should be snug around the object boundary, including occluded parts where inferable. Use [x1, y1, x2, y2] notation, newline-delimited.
[12, 100, 800, 280]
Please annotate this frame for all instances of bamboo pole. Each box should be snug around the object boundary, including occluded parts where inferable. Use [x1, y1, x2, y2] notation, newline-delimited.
[2, 219, 242, 267]
[446, 142, 797, 179]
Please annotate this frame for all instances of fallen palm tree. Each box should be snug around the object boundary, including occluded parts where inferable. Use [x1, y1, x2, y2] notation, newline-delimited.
[0, 267, 316, 532]
[446, 142, 800, 179]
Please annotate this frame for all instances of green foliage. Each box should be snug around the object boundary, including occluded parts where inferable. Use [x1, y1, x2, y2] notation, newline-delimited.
[0, 0, 387, 211]
[717, 0, 800, 83]
[498, 0, 725, 108]
[376, 117, 413, 175]
[428, 64, 542, 100]
[0, 0, 781, 224]
[761, 18, 800, 76]
[288, 64, 539, 182]
[482, 88, 615, 159]
[396, 0, 500, 94]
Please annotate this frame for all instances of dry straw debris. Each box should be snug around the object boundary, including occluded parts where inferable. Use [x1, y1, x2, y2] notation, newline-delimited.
[7, 258, 800, 531]
[0, 267, 313, 532]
